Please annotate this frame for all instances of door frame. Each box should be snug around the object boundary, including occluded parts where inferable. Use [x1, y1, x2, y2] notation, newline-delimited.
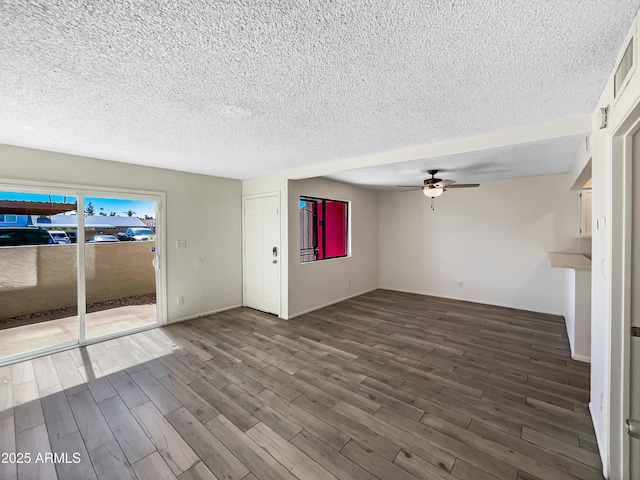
[610, 98, 640, 479]
[242, 192, 281, 317]
[0, 178, 167, 367]
[80, 188, 166, 341]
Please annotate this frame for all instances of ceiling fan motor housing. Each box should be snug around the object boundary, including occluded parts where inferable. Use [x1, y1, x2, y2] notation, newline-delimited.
[424, 170, 442, 186]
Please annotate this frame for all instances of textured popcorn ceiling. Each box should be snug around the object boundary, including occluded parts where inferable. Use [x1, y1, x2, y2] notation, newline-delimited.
[0, 1, 637, 181]
[325, 135, 585, 188]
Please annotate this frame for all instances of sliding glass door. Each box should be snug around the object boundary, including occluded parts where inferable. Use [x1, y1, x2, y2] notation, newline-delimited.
[84, 195, 159, 339]
[0, 185, 164, 365]
[0, 189, 78, 359]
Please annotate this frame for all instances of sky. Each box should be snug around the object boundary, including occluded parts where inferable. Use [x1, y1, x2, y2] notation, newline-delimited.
[0, 192, 156, 218]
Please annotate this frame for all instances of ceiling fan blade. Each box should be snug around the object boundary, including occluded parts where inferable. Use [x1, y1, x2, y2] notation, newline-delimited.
[446, 184, 480, 188]
[433, 179, 455, 187]
[397, 187, 425, 192]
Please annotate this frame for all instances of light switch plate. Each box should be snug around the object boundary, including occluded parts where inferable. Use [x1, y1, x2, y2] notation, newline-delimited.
[597, 217, 606, 232]
[176, 240, 186, 249]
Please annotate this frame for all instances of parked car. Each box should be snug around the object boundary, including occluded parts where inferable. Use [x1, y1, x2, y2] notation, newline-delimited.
[48, 230, 71, 244]
[122, 228, 156, 241]
[87, 235, 120, 243]
[0, 227, 55, 246]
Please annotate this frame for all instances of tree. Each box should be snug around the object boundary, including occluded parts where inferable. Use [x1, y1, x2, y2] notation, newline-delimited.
[144, 214, 154, 220]
[123, 210, 137, 217]
[84, 202, 95, 215]
[99, 207, 107, 216]
[109, 212, 116, 216]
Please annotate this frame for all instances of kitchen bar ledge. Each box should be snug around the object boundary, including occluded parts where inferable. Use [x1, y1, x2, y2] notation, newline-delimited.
[548, 252, 592, 271]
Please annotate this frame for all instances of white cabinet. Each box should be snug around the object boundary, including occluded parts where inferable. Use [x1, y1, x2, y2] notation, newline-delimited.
[580, 188, 592, 237]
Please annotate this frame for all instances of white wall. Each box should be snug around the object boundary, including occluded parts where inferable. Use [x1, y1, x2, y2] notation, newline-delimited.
[0, 144, 243, 322]
[287, 178, 378, 317]
[564, 269, 593, 362]
[379, 173, 581, 315]
[564, 269, 577, 349]
[574, 270, 592, 361]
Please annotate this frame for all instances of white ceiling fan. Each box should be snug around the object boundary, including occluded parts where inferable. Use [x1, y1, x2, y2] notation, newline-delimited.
[398, 169, 479, 209]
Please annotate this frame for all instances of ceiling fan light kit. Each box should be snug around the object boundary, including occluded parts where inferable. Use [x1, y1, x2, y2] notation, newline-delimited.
[423, 187, 444, 197]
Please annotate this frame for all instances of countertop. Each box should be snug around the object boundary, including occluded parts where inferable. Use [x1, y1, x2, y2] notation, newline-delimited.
[548, 252, 592, 271]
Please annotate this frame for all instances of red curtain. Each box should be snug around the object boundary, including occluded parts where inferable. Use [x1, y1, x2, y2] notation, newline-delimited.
[324, 201, 347, 258]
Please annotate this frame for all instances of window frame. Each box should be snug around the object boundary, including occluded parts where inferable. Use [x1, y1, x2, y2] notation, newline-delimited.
[0, 214, 18, 222]
[299, 195, 349, 263]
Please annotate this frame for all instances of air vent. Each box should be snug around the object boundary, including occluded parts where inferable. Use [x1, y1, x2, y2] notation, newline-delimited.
[614, 38, 634, 99]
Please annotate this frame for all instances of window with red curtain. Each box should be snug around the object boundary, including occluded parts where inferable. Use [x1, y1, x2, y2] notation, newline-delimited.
[300, 196, 348, 263]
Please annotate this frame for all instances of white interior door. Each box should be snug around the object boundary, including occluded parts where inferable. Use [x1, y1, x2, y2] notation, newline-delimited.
[243, 195, 280, 315]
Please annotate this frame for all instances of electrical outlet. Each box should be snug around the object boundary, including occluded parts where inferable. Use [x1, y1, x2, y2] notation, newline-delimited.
[458, 282, 464, 288]
[176, 240, 186, 249]
[177, 296, 184, 306]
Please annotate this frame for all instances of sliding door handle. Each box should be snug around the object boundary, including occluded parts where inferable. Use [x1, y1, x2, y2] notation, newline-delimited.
[627, 419, 640, 439]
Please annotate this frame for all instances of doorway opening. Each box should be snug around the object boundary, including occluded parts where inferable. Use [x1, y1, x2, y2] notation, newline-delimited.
[610, 99, 640, 480]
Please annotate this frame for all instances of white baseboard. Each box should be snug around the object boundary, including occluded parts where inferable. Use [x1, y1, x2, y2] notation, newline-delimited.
[589, 401, 608, 478]
[169, 304, 242, 324]
[378, 287, 564, 316]
[571, 353, 591, 363]
[286, 288, 378, 320]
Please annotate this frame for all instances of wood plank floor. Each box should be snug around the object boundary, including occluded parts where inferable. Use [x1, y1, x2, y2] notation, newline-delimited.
[0, 289, 602, 480]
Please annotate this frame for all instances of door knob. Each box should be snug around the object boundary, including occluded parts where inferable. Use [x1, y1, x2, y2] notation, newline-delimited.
[627, 419, 640, 439]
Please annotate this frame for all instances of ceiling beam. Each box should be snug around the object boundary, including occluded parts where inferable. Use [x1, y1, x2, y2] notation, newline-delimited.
[255, 114, 592, 182]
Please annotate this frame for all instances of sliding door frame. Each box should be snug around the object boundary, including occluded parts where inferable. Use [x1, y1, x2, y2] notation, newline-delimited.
[0, 178, 167, 367]
[78, 191, 87, 344]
